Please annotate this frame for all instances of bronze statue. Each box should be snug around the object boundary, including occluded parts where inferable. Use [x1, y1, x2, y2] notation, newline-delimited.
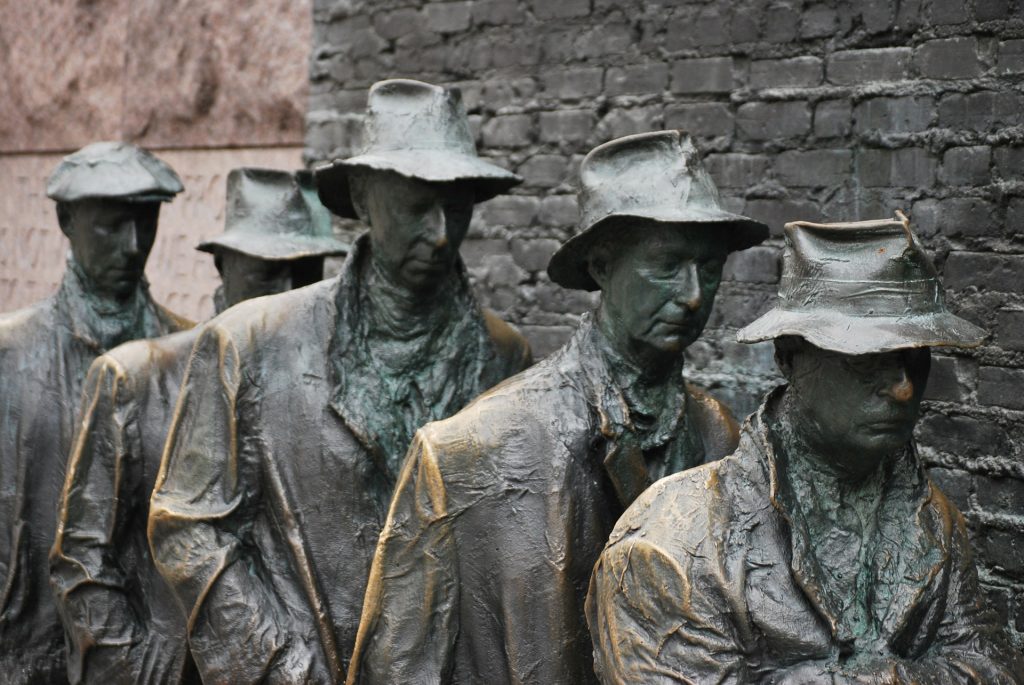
[147, 79, 532, 684]
[48, 168, 348, 685]
[0, 142, 189, 685]
[587, 217, 1024, 684]
[349, 131, 769, 684]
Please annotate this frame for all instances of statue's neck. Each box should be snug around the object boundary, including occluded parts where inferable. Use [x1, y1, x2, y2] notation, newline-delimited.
[364, 256, 457, 338]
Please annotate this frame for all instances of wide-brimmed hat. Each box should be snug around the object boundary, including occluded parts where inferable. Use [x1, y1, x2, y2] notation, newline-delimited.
[547, 130, 769, 291]
[46, 141, 183, 203]
[197, 168, 349, 261]
[737, 215, 986, 354]
[313, 79, 522, 219]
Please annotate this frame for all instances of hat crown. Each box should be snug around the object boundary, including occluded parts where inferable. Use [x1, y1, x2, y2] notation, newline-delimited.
[46, 141, 183, 203]
[361, 79, 476, 157]
[223, 168, 332, 241]
[578, 130, 728, 232]
[779, 219, 943, 317]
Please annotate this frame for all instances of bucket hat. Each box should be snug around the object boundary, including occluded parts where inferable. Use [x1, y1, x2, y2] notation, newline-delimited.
[737, 215, 986, 354]
[313, 79, 522, 219]
[197, 168, 349, 261]
[46, 141, 183, 203]
[547, 130, 769, 291]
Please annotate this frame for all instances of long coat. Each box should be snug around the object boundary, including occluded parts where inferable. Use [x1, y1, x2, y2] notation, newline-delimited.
[0, 269, 189, 684]
[148, 243, 531, 684]
[586, 389, 1024, 684]
[50, 329, 202, 685]
[349, 315, 739, 685]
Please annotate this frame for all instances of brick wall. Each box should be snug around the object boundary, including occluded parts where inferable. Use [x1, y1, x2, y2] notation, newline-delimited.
[306, 0, 1024, 643]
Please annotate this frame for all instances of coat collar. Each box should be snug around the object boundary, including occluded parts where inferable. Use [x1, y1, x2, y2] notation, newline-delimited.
[749, 388, 949, 653]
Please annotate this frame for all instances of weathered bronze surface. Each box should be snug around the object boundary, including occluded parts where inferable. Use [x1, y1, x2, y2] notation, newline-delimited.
[147, 79, 532, 683]
[349, 131, 769, 684]
[49, 168, 346, 685]
[587, 218, 1023, 684]
[0, 142, 188, 685]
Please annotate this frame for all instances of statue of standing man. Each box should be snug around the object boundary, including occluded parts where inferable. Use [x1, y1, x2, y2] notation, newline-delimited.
[0, 142, 189, 684]
[349, 130, 768, 684]
[148, 79, 532, 684]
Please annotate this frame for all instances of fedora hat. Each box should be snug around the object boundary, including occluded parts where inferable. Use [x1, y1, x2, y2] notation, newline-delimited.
[547, 130, 769, 291]
[46, 141, 183, 203]
[737, 215, 986, 354]
[197, 168, 349, 261]
[313, 79, 522, 219]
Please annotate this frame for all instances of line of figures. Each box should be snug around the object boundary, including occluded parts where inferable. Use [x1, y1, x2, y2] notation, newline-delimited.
[0, 79, 1020, 685]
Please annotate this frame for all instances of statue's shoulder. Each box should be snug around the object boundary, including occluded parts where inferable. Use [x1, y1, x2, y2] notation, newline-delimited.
[481, 308, 533, 370]
[203, 279, 338, 346]
[685, 382, 741, 459]
[151, 302, 194, 334]
[0, 297, 56, 351]
[102, 327, 201, 379]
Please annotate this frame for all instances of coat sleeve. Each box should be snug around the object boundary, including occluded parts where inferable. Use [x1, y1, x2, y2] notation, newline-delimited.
[148, 325, 325, 684]
[586, 535, 751, 685]
[347, 430, 458, 685]
[50, 355, 144, 685]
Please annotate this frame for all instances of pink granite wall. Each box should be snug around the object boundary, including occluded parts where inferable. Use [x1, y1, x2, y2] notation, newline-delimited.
[0, 0, 312, 321]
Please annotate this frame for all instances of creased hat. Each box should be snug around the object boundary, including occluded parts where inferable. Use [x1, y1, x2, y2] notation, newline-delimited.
[547, 130, 769, 291]
[46, 141, 183, 203]
[313, 79, 522, 219]
[197, 168, 350, 261]
[737, 215, 986, 354]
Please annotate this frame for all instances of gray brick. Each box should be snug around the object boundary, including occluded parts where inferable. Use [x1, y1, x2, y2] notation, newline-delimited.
[917, 412, 1010, 457]
[596, 106, 663, 139]
[372, 8, 422, 40]
[664, 103, 734, 137]
[938, 91, 1024, 131]
[472, 0, 526, 26]
[997, 40, 1024, 74]
[510, 238, 562, 272]
[994, 146, 1024, 180]
[940, 146, 991, 186]
[520, 325, 575, 359]
[978, 367, 1024, 410]
[478, 195, 539, 227]
[860, 0, 895, 33]
[705, 153, 771, 189]
[800, 4, 839, 39]
[538, 195, 579, 226]
[744, 198, 823, 236]
[737, 101, 811, 140]
[670, 57, 734, 94]
[481, 114, 533, 148]
[975, 474, 1024, 518]
[826, 48, 912, 85]
[776, 150, 853, 187]
[975, 0, 1011, 21]
[945, 252, 1024, 292]
[853, 96, 935, 135]
[517, 155, 570, 188]
[933, 197, 998, 238]
[924, 355, 973, 403]
[980, 527, 1024, 577]
[606, 63, 669, 97]
[540, 67, 604, 100]
[538, 109, 594, 144]
[997, 309, 1024, 351]
[763, 3, 799, 42]
[749, 57, 823, 89]
[722, 246, 780, 283]
[916, 38, 983, 79]
[928, 0, 970, 24]
[858, 148, 936, 187]
[532, 0, 590, 20]
[814, 100, 851, 138]
[424, 2, 471, 33]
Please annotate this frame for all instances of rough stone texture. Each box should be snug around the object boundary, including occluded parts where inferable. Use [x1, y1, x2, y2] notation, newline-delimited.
[0, 147, 304, 322]
[307, 0, 1024, 645]
[0, 0, 311, 151]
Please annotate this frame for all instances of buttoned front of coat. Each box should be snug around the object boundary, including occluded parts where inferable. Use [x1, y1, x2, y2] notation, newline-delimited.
[349, 316, 739, 685]
[587, 391, 1024, 685]
[0, 270, 189, 685]
[149, 246, 531, 685]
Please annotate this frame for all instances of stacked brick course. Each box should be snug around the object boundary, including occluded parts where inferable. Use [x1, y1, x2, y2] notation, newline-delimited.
[307, 0, 1024, 644]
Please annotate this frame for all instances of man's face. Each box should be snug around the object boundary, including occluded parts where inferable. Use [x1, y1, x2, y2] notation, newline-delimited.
[218, 252, 325, 308]
[593, 224, 727, 366]
[61, 199, 160, 299]
[359, 171, 474, 292]
[784, 341, 931, 479]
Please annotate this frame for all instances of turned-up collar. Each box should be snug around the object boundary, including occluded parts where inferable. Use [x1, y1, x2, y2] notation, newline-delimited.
[750, 387, 947, 654]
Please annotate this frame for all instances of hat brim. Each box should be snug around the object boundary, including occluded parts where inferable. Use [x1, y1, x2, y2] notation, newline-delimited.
[547, 210, 770, 291]
[197, 232, 350, 260]
[315, 150, 523, 219]
[736, 308, 987, 354]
